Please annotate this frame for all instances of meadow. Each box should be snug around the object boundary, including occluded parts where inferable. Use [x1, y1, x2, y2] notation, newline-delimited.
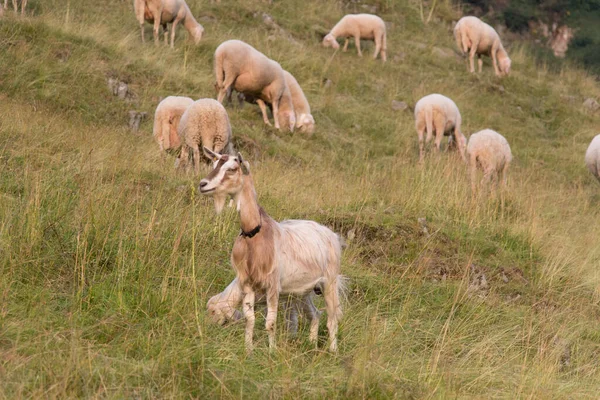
[1, 0, 600, 397]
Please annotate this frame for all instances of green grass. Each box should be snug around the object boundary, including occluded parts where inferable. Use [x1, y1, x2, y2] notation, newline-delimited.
[1, 0, 600, 398]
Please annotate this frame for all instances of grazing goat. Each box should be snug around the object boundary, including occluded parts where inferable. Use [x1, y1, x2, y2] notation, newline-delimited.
[199, 149, 344, 352]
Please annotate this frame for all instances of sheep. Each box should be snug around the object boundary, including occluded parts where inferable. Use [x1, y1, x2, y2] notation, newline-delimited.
[199, 149, 345, 352]
[4, 0, 26, 15]
[414, 94, 467, 163]
[454, 16, 511, 77]
[322, 14, 387, 62]
[467, 129, 513, 192]
[207, 277, 322, 338]
[153, 96, 194, 152]
[585, 134, 600, 182]
[177, 99, 233, 174]
[237, 70, 315, 134]
[133, 0, 204, 48]
[214, 40, 295, 132]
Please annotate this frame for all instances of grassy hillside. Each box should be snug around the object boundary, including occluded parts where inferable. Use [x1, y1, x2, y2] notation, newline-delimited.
[1, 0, 600, 397]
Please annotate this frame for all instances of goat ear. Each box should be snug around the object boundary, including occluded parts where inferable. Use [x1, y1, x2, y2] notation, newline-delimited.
[237, 152, 250, 175]
[203, 146, 221, 161]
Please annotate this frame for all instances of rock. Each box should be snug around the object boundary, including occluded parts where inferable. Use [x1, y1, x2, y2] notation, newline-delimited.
[128, 111, 147, 132]
[391, 100, 408, 111]
[323, 78, 333, 89]
[117, 82, 129, 100]
[107, 77, 119, 96]
[199, 15, 216, 23]
[393, 53, 405, 63]
[431, 46, 457, 59]
[417, 217, 429, 236]
[360, 4, 377, 13]
[583, 98, 599, 112]
[405, 40, 427, 50]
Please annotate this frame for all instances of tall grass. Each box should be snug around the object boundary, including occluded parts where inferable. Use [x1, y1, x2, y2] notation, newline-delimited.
[1, 0, 600, 397]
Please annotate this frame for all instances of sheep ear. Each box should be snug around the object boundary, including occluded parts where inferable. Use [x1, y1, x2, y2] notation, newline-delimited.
[203, 146, 221, 161]
[237, 152, 250, 175]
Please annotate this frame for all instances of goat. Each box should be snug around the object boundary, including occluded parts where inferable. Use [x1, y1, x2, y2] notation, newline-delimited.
[199, 149, 344, 352]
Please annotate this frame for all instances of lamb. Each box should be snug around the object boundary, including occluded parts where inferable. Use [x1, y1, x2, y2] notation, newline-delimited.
[585, 134, 600, 182]
[454, 16, 511, 77]
[322, 14, 387, 62]
[214, 40, 295, 132]
[414, 94, 467, 163]
[466, 129, 513, 192]
[153, 96, 194, 152]
[207, 277, 322, 338]
[133, 0, 204, 48]
[177, 99, 233, 174]
[199, 149, 345, 352]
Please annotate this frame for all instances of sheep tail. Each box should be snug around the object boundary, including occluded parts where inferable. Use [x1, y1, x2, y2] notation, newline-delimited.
[454, 24, 465, 53]
[425, 106, 434, 140]
[214, 51, 225, 88]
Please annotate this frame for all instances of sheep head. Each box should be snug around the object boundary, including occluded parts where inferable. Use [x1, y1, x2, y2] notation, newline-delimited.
[498, 53, 511, 76]
[207, 295, 243, 325]
[297, 113, 315, 135]
[191, 25, 204, 44]
[322, 34, 339, 49]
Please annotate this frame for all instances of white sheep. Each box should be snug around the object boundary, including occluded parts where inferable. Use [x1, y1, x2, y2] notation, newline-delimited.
[322, 14, 387, 62]
[153, 96, 194, 152]
[207, 277, 322, 338]
[133, 0, 204, 48]
[585, 134, 600, 182]
[177, 99, 233, 174]
[199, 150, 345, 352]
[454, 16, 511, 77]
[241, 70, 315, 134]
[467, 129, 513, 191]
[214, 40, 295, 132]
[414, 94, 467, 163]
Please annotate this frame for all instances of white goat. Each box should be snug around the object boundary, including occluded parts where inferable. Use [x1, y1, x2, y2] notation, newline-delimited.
[199, 149, 344, 352]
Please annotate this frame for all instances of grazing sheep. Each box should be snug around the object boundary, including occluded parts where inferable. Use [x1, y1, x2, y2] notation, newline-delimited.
[322, 14, 387, 62]
[134, 0, 204, 48]
[153, 96, 194, 151]
[241, 70, 315, 134]
[467, 129, 513, 191]
[199, 149, 345, 352]
[214, 40, 295, 132]
[207, 277, 322, 338]
[177, 99, 233, 174]
[414, 94, 467, 163]
[585, 134, 600, 182]
[454, 16, 511, 77]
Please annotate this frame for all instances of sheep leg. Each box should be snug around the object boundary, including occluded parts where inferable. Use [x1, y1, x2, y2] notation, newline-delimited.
[272, 99, 281, 130]
[161, 118, 172, 150]
[192, 145, 201, 175]
[478, 56, 483, 73]
[433, 118, 445, 155]
[354, 34, 362, 57]
[380, 32, 387, 62]
[3, 0, 7, 10]
[242, 287, 256, 352]
[491, 44, 501, 76]
[20, 0, 25, 15]
[151, 7, 162, 45]
[179, 145, 189, 172]
[374, 34, 382, 60]
[342, 38, 349, 52]
[217, 75, 236, 104]
[265, 290, 278, 350]
[470, 155, 478, 193]
[468, 41, 479, 73]
[163, 23, 169, 45]
[501, 163, 509, 187]
[417, 127, 426, 163]
[12, 0, 16, 12]
[284, 297, 299, 336]
[170, 19, 180, 48]
[455, 130, 467, 163]
[256, 99, 272, 126]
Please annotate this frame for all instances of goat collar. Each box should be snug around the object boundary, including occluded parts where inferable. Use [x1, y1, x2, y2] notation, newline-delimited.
[240, 223, 261, 238]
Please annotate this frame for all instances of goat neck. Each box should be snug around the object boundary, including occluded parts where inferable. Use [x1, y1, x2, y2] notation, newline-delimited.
[237, 173, 262, 235]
